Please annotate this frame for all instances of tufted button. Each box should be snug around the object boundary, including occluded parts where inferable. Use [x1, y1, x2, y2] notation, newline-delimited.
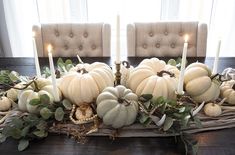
[149, 32, 153, 37]
[78, 45, 83, 50]
[91, 44, 96, 50]
[164, 31, 168, 35]
[55, 31, 59, 37]
[155, 43, 160, 48]
[83, 32, 88, 38]
[69, 33, 73, 38]
[171, 43, 175, 48]
[143, 44, 147, 49]
[64, 45, 68, 50]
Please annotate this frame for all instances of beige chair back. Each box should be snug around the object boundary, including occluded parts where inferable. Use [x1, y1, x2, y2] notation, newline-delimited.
[33, 23, 111, 57]
[127, 22, 207, 57]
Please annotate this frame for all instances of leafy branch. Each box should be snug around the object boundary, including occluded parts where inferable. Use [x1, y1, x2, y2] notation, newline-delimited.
[138, 94, 202, 155]
[0, 94, 72, 151]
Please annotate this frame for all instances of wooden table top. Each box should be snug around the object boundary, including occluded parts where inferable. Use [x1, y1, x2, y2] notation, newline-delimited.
[0, 56, 235, 155]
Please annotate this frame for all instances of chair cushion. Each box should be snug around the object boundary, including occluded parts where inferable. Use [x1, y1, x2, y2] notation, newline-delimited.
[40, 23, 104, 57]
[135, 22, 198, 57]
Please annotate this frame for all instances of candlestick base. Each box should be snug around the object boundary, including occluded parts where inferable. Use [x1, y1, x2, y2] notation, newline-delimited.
[115, 62, 121, 86]
[175, 91, 185, 100]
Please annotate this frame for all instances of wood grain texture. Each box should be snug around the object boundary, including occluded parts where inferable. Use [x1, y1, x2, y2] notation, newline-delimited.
[0, 57, 235, 155]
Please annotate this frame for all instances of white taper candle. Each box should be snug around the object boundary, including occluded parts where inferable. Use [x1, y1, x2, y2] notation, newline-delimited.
[177, 35, 189, 95]
[116, 14, 120, 64]
[212, 39, 221, 75]
[32, 31, 41, 77]
[48, 45, 60, 102]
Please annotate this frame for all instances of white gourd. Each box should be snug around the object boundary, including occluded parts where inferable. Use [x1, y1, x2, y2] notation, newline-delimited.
[59, 62, 114, 106]
[18, 78, 62, 113]
[127, 58, 179, 99]
[96, 85, 138, 128]
[184, 62, 220, 102]
[220, 80, 235, 105]
[0, 96, 11, 111]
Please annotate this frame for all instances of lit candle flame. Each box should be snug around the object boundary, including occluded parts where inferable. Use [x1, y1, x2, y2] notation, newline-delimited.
[47, 44, 52, 53]
[184, 34, 189, 42]
[32, 31, 35, 37]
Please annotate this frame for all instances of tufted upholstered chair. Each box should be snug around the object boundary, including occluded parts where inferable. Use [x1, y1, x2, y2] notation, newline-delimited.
[127, 22, 207, 57]
[33, 23, 111, 57]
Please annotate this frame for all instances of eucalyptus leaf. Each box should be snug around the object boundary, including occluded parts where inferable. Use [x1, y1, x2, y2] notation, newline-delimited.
[139, 94, 153, 102]
[62, 99, 72, 110]
[18, 139, 29, 151]
[21, 126, 30, 137]
[150, 115, 160, 125]
[179, 107, 186, 113]
[57, 58, 64, 65]
[139, 113, 150, 124]
[163, 117, 174, 131]
[167, 59, 177, 66]
[66, 64, 74, 71]
[29, 98, 41, 106]
[55, 107, 64, 121]
[36, 120, 47, 130]
[0, 133, 6, 143]
[33, 130, 47, 138]
[40, 94, 50, 104]
[11, 117, 24, 129]
[9, 71, 20, 82]
[65, 59, 73, 65]
[40, 107, 53, 120]
[193, 117, 202, 128]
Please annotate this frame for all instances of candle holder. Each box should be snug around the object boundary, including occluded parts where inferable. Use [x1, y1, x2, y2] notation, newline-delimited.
[115, 62, 121, 86]
[175, 91, 185, 100]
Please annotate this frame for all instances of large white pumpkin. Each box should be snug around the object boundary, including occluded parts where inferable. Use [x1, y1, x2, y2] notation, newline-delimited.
[96, 85, 138, 128]
[220, 80, 235, 105]
[18, 78, 62, 113]
[59, 62, 114, 106]
[184, 62, 220, 102]
[127, 58, 179, 99]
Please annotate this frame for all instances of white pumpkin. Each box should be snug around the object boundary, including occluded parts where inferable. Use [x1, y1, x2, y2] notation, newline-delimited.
[96, 85, 138, 128]
[184, 62, 220, 102]
[59, 62, 114, 106]
[220, 80, 235, 105]
[127, 58, 179, 99]
[204, 103, 222, 117]
[120, 61, 134, 87]
[6, 82, 33, 101]
[0, 96, 11, 111]
[18, 78, 62, 113]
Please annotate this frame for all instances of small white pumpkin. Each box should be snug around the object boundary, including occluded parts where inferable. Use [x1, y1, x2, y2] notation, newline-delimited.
[18, 78, 62, 113]
[220, 80, 235, 105]
[0, 96, 11, 111]
[204, 103, 222, 117]
[120, 61, 134, 87]
[96, 85, 138, 128]
[127, 58, 179, 99]
[184, 62, 220, 102]
[59, 62, 114, 106]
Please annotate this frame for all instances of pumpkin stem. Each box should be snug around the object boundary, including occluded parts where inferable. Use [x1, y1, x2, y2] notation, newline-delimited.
[55, 69, 61, 78]
[122, 61, 130, 68]
[211, 73, 231, 82]
[33, 80, 40, 92]
[118, 98, 131, 106]
[0, 77, 36, 91]
[232, 84, 235, 90]
[77, 68, 88, 74]
[157, 70, 175, 77]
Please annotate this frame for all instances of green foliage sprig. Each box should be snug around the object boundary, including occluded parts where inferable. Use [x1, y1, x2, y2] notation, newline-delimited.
[0, 94, 72, 151]
[138, 94, 202, 155]
[42, 58, 75, 78]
